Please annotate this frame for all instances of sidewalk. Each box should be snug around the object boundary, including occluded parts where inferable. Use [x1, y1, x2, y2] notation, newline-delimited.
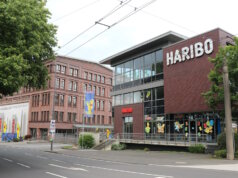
[56, 148, 238, 166]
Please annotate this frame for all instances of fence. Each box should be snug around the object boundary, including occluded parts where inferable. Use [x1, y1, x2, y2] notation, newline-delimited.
[117, 133, 217, 146]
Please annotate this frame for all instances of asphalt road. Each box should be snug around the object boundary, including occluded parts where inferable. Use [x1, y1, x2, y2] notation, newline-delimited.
[0, 142, 238, 178]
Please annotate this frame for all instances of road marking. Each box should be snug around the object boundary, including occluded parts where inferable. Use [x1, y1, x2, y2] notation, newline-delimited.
[175, 162, 187, 164]
[149, 163, 238, 172]
[75, 163, 173, 178]
[52, 159, 66, 163]
[2, 158, 13, 162]
[176, 164, 238, 172]
[17, 163, 31, 168]
[49, 164, 88, 172]
[37, 155, 48, 160]
[45, 172, 68, 178]
[77, 157, 132, 165]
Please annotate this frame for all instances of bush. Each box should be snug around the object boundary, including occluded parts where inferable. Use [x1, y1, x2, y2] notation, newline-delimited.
[235, 152, 238, 158]
[214, 149, 227, 158]
[111, 143, 126, 150]
[217, 132, 238, 151]
[79, 134, 95, 149]
[144, 147, 150, 152]
[24, 135, 32, 140]
[13, 138, 19, 142]
[188, 144, 205, 153]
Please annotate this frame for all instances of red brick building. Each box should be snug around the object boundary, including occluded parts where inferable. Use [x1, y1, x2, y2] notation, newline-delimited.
[0, 56, 113, 139]
[101, 28, 233, 146]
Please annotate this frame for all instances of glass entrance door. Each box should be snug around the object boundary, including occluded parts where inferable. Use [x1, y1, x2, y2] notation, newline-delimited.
[123, 117, 133, 139]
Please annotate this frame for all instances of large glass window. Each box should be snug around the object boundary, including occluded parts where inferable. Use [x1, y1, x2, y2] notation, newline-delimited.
[133, 91, 141, 103]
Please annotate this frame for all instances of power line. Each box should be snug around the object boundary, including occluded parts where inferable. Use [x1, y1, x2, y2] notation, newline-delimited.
[115, 0, 197, 35]
[65, 0, 156, 56]
[57, 0, 132, 52]
[52, 0, 101, 22]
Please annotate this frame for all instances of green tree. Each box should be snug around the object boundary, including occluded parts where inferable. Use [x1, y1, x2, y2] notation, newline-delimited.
[0, 0, 57, 96]
[203, 38, 238, 118]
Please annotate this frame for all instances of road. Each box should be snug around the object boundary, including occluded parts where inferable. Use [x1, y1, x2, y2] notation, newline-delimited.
[0, 142, 238, 178]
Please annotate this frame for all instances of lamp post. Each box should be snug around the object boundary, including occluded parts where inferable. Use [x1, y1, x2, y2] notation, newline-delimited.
[223, 53, 234, 160]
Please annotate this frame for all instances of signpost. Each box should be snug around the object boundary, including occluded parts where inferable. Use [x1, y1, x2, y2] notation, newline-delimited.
[50, 120, 55, 151]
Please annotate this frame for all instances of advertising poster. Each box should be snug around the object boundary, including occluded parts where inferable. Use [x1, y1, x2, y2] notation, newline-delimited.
[0, 103, 29, 141]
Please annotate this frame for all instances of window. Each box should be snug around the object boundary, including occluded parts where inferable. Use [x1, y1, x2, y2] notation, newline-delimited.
[67, 112, 72, 123]
[54, 111, 58, 122]
[108, 102, 112, 112]
[93, 86, 96, 93]
[59, 112, 64, 122]
[102, 88, 105, 96]
[73, 96, 77, 107]
[109, 116, 112, 125]
[55, 78, 60, 88]
[124, 93, 133, 105]
[74, 69, 78, 77]
[56, 64, 60, 72]
[96, 100, 100, 110]
[61, 66, 66, 74]
[100, 101, 104, 111]
[69, 81, 73, 90]
[92, 115, 95, 124]
[101, 116, 104, 124]
[134, 91, 142, 103]
[68, 96, 72, 107]
[54, 94, 59, 106]
[84, 72, 88, 79]
[32, 95, 40, 107]
[60, 94, 64, 106]
[69, 68, 73, 76]
[83, 84, 87, 92]
[72, 113, 77, 123]
[42, 93, 50, 106]
[93, 74, 96, 81]
[101, 76, 105, 83]
[60, 79, 65, 89]
[88, 73, 92, 80]
[73, 82, 77, 91]
[97, 115, 100, 124]
[96, 87, 100, 96]
[88, 85, 92, 91]
[97, 75, 101, 82]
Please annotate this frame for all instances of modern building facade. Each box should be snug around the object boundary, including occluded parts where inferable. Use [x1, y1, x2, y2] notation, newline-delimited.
[0, 56, 113, 140]
[100, 28, 234, 146]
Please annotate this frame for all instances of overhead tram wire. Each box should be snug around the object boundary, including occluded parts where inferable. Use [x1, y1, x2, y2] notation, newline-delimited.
[52, 0, 101, 22]
[115, 0, 197, 35]
[57, 0, 132, 52]
[65, 0, 156, 56]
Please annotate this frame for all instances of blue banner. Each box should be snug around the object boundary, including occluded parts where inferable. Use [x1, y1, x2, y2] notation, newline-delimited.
[84, 92, 95, 117]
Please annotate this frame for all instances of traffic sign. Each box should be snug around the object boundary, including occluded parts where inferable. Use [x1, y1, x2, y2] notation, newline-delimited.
[50, 120, 55, 133]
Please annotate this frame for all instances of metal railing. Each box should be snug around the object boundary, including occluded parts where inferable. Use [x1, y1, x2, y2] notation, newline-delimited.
[117, 133, 217, 145]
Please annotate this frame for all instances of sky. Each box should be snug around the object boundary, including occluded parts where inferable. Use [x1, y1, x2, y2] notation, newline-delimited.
[46, 0, 238, 65]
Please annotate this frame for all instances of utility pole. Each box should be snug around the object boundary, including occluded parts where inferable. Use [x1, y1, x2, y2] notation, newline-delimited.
[223, 55, 234, 160]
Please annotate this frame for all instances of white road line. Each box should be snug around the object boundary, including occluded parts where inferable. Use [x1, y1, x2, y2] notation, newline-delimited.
[149, 163, 238, 172]
[52, 159, 66, 163]
[45, 172, 68, 178]
[36, 155, 48, 160]
[175, 162, 187, 164]
[49, 164, 88, 172]
[78, 157, 132, 165]
[75, 163, 173, 178]
[17, 163, 31, 168]
[2, 158, 13, 162]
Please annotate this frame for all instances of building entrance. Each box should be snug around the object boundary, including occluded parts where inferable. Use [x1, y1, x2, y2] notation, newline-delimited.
[123, 117, 133, 139]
